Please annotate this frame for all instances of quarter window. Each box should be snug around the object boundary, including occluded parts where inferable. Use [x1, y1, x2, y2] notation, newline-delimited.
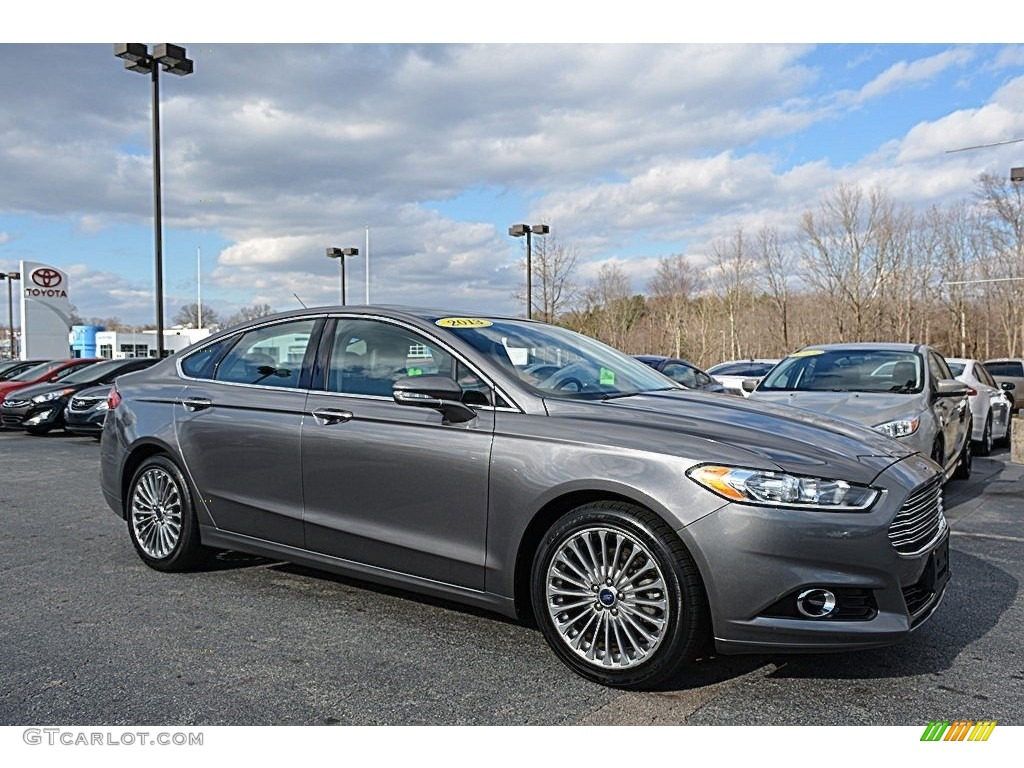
[214, 320, 317, 388]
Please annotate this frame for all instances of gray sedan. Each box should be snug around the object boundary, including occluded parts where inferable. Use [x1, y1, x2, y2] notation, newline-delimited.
[100, 308, 949, 689]
[747, 343, 973, 483]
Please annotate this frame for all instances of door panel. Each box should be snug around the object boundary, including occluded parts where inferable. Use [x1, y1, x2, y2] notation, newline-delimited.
[300, 317, 494, 589]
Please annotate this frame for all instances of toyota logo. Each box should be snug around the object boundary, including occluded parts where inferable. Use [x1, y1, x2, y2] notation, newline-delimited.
[31, 268, 63, 288]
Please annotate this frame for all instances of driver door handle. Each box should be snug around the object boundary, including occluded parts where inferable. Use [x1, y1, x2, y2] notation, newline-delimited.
[312, 407, 354, 426]
[182, 397, 212, 412]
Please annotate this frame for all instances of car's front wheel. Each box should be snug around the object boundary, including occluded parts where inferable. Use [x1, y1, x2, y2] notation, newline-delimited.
[531, 501, 709, 689]
[976, 414, 993, 456]
[953, 432, 973, 480]
[127, 455, 208, 572]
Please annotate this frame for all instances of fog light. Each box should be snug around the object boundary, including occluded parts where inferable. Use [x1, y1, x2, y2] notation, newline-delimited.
[24, 411, 52, 425]
[797, 588, 838, 618]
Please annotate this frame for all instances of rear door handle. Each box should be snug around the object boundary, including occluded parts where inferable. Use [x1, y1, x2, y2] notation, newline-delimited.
[182, 397, 212, 412]
[312, 407, 354, 425]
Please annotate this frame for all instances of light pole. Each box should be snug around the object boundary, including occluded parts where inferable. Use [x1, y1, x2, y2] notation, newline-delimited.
[1, 272, 19, 359]
[114, 43, 194, 358]
[326, 247, 359, 305]
[508, 223, 550, 320]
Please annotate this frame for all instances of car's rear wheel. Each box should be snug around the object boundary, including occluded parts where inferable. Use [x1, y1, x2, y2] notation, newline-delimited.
[976, 414, 993, 456]
[953, 432, 972, 480]
[997, 411, 1013, 448]
[531, 501, 708, 689]
[127, 455, 208, 572]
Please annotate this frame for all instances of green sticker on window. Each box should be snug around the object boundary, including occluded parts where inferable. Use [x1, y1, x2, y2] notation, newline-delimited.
[407, 367, 423, 377]
[599, 368, 615, 385]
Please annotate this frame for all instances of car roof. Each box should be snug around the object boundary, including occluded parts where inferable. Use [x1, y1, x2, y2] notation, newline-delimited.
[798, 342, 925, 353]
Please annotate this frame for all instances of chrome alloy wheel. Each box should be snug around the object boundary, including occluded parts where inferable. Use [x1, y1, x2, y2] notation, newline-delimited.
[545, 527, 670, 669]
[130, 467, 184, 559]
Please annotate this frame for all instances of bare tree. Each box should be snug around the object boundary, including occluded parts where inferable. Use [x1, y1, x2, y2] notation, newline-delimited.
[174, 303, 221, 330]
[645, 254, 700, 358]
[976, 173, 1024, 356]
[710, 227, 755, 359]
[516, 234, 580, 323]
[799, 185, 894, 342]
[224, 303, 277, 329]
[756, 226, 796, 351]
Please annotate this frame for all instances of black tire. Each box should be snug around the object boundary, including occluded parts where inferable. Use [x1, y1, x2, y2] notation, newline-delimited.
[126, 455, 209, 572]
[996, 412, 1013, 449]
[976, 414, 992, 457]
[24, 425, 51, 436]
[931, 438, 944, 470]
[531, 501, 709, 690]
[953, 433, 972, 481]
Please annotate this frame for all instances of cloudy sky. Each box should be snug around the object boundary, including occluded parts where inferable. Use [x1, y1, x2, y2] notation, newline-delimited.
[2, 11, 1023, 326]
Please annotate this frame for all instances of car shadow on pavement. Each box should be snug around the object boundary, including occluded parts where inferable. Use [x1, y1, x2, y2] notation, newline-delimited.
[189, 549, 276, 572]
[758, 548, 1018, 682]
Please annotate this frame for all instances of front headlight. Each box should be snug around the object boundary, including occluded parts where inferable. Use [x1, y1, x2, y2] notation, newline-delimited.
[874, 416, 920, 438]
[687, 464, 880, 511]
[31, 389, 73, 404]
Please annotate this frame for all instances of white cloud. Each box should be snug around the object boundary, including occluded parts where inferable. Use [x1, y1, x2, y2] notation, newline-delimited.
[851, 47, 973, 104]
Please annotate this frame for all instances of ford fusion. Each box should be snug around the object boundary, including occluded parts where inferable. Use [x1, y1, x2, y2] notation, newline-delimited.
[100, 308, 949, 689]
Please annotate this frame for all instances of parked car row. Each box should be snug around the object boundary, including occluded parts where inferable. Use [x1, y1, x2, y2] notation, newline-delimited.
[0, 357, 157, 436]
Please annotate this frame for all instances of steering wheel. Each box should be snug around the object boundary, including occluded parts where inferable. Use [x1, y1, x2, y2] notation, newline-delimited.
[554, 377, 584, 392]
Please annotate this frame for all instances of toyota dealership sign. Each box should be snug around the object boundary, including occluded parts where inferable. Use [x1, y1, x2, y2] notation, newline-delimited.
[19, 260, 72, 360]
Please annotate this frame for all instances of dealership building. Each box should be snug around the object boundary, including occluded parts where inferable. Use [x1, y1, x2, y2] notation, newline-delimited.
[71, 327, 211, 359]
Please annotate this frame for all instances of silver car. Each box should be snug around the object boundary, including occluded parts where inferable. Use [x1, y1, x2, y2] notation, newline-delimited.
[748, 343, 972, 482]
[100, 308, 949, 689]
[946, 358, 1014, 455]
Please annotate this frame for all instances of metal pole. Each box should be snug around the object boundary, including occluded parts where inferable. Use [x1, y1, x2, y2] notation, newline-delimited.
[151, 62, 165, 358]
[365, 225, 370, 305]
[525, 228, 533, 320]
[5, 276, 15, 359]
[341, 256, 347, 306]
[196, 245, 202, 330]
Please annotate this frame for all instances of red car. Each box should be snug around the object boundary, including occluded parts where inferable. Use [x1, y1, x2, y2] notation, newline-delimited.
[0, 358, 102, 406]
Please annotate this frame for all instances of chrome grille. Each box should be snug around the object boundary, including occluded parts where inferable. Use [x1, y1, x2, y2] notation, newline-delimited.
[888, 475, 944, 556]
[70, 396, 105, 412]
[3, 399, 29, 408]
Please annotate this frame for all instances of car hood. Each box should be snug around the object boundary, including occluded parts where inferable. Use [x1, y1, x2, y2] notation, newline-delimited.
[749, 390, 923, 430]
[543, 390, 915, 485]
[1, 381, 79, 402]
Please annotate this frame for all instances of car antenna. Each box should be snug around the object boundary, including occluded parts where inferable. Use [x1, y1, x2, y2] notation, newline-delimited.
[293, 293, 308, 309]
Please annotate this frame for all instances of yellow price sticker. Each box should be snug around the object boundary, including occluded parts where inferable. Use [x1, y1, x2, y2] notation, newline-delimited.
[435, 317, 493, 328]
[788, 349, 825, 357]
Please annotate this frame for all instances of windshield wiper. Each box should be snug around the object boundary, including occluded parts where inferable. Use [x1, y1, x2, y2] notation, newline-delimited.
[601, 387, 679, 401]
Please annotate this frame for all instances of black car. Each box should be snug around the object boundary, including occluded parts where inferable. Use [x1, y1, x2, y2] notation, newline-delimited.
[0, 359, 49, 381]
[64, 383, 121, 438]
[634, 355, 726, 393]
[1, 357, 157, 434]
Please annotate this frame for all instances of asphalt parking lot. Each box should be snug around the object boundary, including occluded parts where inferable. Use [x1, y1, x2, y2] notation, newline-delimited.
[1, 429, 1022, 726]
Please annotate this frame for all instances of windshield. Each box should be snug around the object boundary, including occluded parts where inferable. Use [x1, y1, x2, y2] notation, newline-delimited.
[435, 317, 678, 399]
[11, 360, 67, 382]
[60, 360, 124, 384]
[759, 349, 925, 394]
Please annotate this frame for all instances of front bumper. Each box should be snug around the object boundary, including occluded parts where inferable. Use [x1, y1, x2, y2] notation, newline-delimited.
[1, 401, 64, 430]
[64, 405, 108, 435]
[680, 453, 949, 654]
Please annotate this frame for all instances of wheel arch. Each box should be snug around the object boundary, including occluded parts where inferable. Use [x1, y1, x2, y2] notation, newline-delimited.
[118, 438, 180, 519]
[511, 487, 711, 629]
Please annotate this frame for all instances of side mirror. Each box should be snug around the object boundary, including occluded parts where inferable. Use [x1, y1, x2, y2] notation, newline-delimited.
[393, 376, 477, 424]
[1002, 381, 1016, 391]
[741, 378, 759, 393]
[935, 379, 970, 398]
